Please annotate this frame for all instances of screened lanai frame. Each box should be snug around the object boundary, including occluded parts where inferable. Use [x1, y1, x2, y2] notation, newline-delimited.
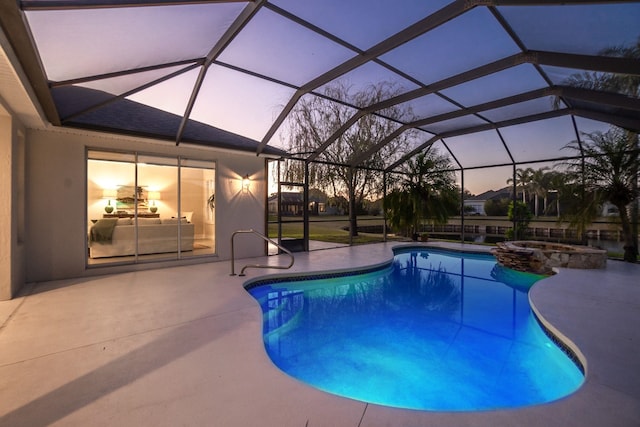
[1, 0, 639, 247]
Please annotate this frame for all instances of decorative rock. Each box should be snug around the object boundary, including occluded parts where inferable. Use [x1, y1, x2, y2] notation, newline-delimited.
[491, 241, 607, 275]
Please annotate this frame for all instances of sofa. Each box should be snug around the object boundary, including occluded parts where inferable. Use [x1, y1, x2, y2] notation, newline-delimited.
[89, 217, 195, 258]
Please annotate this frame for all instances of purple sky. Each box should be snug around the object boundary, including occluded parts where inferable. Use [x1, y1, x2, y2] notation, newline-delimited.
[24, 1, 638, 194]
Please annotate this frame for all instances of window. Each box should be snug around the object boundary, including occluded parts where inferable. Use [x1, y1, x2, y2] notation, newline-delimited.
[86, 150, 215, 265]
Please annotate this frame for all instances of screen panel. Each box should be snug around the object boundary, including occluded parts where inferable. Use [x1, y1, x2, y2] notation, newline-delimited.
[317, 61, 419, 107]
[480, 96, 556, 123]
[498, 3, 640, 56]
[440, 64, 548, 107]
[501, 116, 578, 164]
[444, 130, 512, 168]
[421, 115, 488, 135]
[25, 3, 245, 81]
[270, 0, 451, 50]
[574, 116, 618, 136]
[189, 65, 297, 141]
[127, 67, 199, 118]
[218, 8, 356, 87]
[395, 94, 460, 122]
[380, 7, 521, 86]
[462, 165, 513, 205]
[428, 139, 460, 170]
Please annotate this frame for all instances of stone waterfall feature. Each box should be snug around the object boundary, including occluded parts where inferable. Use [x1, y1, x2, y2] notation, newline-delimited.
[491, 241, 607, 275]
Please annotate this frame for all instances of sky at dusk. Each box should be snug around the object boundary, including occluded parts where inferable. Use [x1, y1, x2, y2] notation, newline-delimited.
[23, 1, 639, 195]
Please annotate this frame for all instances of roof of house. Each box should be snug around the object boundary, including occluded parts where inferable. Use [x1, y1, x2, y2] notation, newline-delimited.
[465, 187, 512, 201]
[53, 86, 286, 156]
[268, 192, 325, 203]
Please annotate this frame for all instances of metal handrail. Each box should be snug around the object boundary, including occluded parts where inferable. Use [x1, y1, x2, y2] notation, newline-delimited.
[230, 229, 295, 276]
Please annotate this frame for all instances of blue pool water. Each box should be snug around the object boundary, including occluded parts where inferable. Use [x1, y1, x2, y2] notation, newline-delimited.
[247, 248, 584, 411]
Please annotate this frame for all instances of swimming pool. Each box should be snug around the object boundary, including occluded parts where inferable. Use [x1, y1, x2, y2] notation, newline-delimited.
[247, 247, 584, 411]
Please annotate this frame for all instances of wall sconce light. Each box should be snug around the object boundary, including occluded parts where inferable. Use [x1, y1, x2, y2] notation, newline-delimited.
[242, 174, 250, 193]
[102, 189, 117, 213]
[147, 191, 161, 213]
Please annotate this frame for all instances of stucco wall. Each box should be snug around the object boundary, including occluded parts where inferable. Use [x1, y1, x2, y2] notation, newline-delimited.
[0, 114, 26, 300]
[0, 115, 11, 299]
[25, 127, 267, 283]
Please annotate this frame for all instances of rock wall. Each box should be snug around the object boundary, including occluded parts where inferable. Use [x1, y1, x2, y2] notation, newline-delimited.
[491, 241, 607, 275]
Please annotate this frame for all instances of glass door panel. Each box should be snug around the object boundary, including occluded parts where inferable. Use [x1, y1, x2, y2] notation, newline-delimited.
[86, 150, 136, 265]
[137, 155, 179, 261]
[180, 158, 216, 257]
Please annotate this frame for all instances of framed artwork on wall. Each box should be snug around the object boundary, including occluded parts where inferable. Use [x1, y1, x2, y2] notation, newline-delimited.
[116, 185, 148, 211]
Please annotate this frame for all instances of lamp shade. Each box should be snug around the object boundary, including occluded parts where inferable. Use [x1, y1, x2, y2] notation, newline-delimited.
[147, 191, 161, 201]
[102, 189, 117, 199]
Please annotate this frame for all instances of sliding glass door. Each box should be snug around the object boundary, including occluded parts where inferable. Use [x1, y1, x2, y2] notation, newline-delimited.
[180, 159, 216, 257]
[137, 154, 179, 261]
[86, 150, 216, 265]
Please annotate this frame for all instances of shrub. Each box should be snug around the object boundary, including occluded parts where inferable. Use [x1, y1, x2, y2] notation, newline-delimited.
[506, 201, 532, 240]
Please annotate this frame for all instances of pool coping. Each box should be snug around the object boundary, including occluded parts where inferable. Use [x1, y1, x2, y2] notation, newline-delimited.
[243, 242, 495, 290]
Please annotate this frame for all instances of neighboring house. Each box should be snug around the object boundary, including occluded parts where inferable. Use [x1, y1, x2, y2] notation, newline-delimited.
[268, 192, 304, 216]
[601, 202, 620, 217]
[268, 192, 328, 216]
[463, 188, 512, 216]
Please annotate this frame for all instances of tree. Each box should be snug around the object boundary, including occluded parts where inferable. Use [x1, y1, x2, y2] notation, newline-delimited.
[506, 201, 533, 240]
[553, 38, 640, 108]
[553, 38, 639, 262]
[507, 168, 534, 204]
[484, 198, 511, 216]
[561, 128, 639, 262]
[528, 167, 550, 217]
[463, 204, 477, 215]
[327, 196, 348, 215]
[284, 81, 417, 238]
[384, 150, 459, 239]
[544, 170, 568, 218]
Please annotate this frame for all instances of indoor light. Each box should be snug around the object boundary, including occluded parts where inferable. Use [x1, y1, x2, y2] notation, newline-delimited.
[147, 191, 161, 213]
[102, 189, 117, 213]
[242, 174, 250, 193]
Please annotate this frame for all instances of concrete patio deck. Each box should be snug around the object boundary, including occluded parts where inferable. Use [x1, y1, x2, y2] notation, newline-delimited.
[0, 242, 638, 426]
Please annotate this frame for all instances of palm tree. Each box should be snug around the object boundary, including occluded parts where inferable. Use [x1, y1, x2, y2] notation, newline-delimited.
[553, 38, 640, 109]
[384, 151, 459, 239]
[553, 38, 639, 262]
[545, 170, 568, 218]
[561, 128, 638, 262]
[507, 167, 534, 204]
[529, 167, 550, 217]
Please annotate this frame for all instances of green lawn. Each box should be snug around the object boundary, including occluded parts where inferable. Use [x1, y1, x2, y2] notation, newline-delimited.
[268, 216, 394, 245]
[267, 215, 634, 259]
